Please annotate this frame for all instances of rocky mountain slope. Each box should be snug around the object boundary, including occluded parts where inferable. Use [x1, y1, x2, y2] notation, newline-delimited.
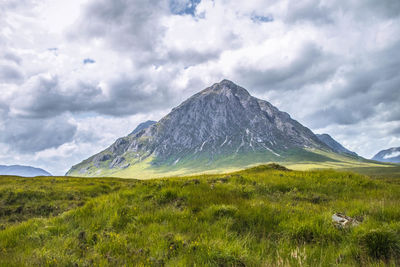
[67, 80, 355, 177]
[316, 134, 358, 156]
[372, 147, 400, 163]
[130, 120, 156, 135]
[0, 165, 52, 177]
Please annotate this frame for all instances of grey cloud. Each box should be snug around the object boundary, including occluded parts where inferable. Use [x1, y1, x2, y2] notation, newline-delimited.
[284, 0, 400, 25]
[164, 48, 222, 66]
[307, 40, 400, 127]
[0, 116, 77, 153]
[0, 64, 24, 83]
[341, 0, 400, 19]
[166, 30, 241, 66]
[304, 82, 400, 128]
[75, 129, 102, 143]
[286, 0, 334, 24]
[92, 74, 175, 116]
[71, 0, 237, 66]
[154, 30, 241, 66]
[305, 101, 376, 128]
[71, 0, 168, 62]
[336, 41, 400, 100]
[3, 51, 22, 65]
[385, 105, 400, 122]
[10, 72, 178, 118]
[271, 37, 400, 129]
[390, 125, 400, 135]
[235, 43, 338, 92]
[0, 102, 9, 118]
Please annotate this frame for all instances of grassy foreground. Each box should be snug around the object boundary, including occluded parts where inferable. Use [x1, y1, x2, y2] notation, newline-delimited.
[0, 165, 399, 266]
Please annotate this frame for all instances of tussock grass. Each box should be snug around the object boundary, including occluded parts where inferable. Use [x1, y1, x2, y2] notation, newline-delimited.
[0, 164, 399, 266]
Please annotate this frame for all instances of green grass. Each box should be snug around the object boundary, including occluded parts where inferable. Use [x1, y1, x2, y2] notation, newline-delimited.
[343, 166, 400, 180]
[1, 165, 399, 266]
[68, 148, 389, 179]
[0, 176, 134, 229]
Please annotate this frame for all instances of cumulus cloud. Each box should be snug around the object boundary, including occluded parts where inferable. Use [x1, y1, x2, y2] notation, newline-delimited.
[285, 0, 334, 24]
[302, 39, 400, 128]
[0, 64, 23, 83]
[0, 115, 77, 153]
[70, 0, 169, 62]
[0, 0, 399, 173]
[233, 42, 338, 92]
[4, 73, 175, 119]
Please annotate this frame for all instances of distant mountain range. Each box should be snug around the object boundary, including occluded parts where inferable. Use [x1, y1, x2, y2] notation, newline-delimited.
[66, 80, 369, 178]
[316, 134, 358, 156]
[372, 147, 400, 163]
[0, 165, 52, 177]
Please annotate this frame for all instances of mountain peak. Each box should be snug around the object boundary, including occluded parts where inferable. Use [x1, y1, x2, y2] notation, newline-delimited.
[218, 79, 237, 86]
[67, 80, 330, 177]
[204, 79, 251, 97]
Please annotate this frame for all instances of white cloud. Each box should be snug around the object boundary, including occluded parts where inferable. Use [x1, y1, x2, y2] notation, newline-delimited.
[0, 0, 399, 173]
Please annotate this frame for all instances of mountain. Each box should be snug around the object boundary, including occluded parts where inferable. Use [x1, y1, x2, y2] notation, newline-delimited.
[372, 147, 400, 163]
[130, 120, 156, 135]
[67, 80, 364, 178]
[0, 165, 52, 177]
[316, 134, 358, 157]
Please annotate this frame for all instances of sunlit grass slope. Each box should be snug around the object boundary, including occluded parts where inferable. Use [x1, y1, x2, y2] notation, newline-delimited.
[343, 165, 400, 180]
[1, 165, 399, 266]
[68, 148, 389, 179]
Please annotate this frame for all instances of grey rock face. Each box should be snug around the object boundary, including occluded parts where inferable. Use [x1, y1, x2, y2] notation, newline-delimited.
[129, 120, 156, 136]
[372, 147, 400, 163]
[0, 165, 52, 177]
[316, 134, 358, 156]
[67, 79, 331, 175]
[109, 156, 126, 168]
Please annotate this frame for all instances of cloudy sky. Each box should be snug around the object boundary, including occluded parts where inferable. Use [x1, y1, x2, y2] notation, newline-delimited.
[1, 0, 399, 175]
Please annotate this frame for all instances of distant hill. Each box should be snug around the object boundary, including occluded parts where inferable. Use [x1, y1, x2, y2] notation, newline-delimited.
[0, 165, 52, 177]
[316, 134, 358, 156]
[372, 147, 400, 163]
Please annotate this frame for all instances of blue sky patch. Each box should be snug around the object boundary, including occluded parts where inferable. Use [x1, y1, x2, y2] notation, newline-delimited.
[83, 58, 96, 64]
[251, 15, 274, 23]
[170, 0, 201, 16]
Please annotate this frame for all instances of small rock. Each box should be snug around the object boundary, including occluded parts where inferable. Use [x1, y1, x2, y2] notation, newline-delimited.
[332, 213, 359, 228]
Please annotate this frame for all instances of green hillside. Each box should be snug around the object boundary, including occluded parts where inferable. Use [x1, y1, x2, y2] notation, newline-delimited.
[1, 165, 399, 266]
[67, 148, 388, 179]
